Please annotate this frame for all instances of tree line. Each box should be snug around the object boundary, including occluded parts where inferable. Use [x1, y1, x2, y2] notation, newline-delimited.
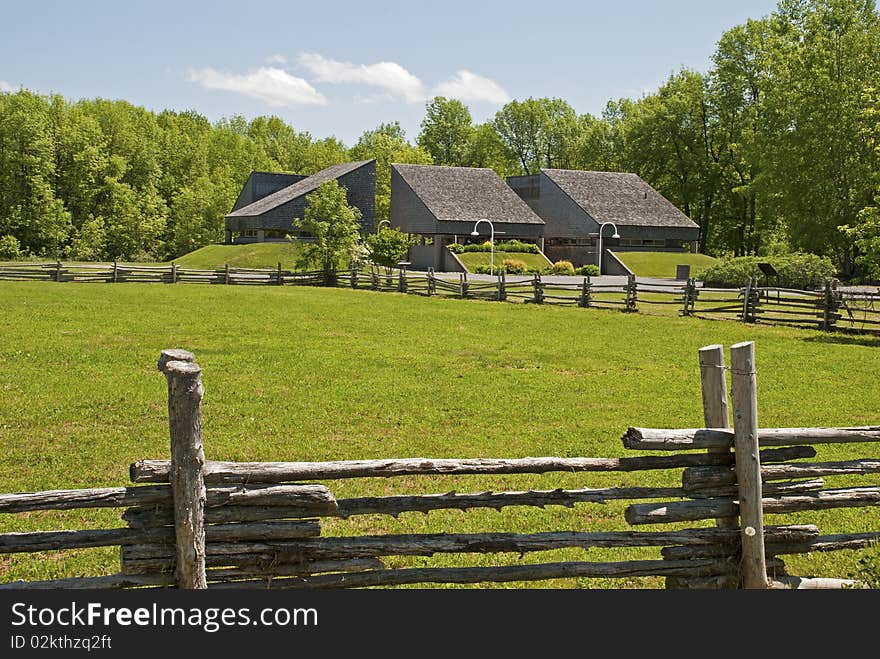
[0, 0, 878, 277]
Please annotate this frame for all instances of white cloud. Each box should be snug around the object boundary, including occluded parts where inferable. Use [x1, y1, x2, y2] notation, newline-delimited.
[0, 80, 14, 92]
[187, 66, 327, 107]
[265, 54, 287, 64]
[298, 52, 426, 103]
[432, 71, 510, 104]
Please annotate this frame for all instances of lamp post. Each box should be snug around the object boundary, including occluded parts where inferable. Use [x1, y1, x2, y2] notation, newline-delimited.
[377, 219, 391, 232]
[597, 222, 620, 275]
[471, 219, 496, 275]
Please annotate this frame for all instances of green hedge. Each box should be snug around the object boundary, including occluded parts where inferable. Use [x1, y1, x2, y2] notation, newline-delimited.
[448, 240, 540, 255]
[700, 254, 836, 290]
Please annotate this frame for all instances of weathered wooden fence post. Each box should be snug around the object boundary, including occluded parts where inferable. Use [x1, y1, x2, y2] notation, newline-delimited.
[350, 264, 358, 289]
[821, 279, 840, 332]
[277, 262, 283, 286]
[398, 266, 408, 293]
[459, 272, 469, 299]
[224, 263, 230, 286]
[112, 260, 119, 284]
[55, 260, 63, 283]
[533, 273, 544, 304]
[157, 349, 207, 589]
[625, 274, 638, 313]
[498, 270, 506, 302]
[730, 341, 768, 589]
[681, 278, 697, 316]
[171, 262, 178, 284]
[699, 345, 738, 531]
[578, 276, 592, 308]
[427, 268, 436, 296]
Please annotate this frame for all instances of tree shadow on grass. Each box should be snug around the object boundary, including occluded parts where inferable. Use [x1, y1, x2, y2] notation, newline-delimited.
[802, 332, 880, 348]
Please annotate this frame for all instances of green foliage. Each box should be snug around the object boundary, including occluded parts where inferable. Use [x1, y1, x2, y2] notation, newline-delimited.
[551, 260, 576, 275]
[852, 544, 880, 589]
[700, 253, 837, 289]
[455, 240, 540, 254]
[0, 234, 22, 260]
[292, 180, 362, 278]
[68, 216, 106, 261]
[418, 97, 474, 166]
[575, 264, 601, 276]
[365, 227, 413, 268]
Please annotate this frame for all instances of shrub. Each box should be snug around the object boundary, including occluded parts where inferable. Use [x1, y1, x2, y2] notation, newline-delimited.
[474, 265, 505, 275]
[551, 260, 576, 275]
[700, 253, 836, 290]
[0, 235, 22, 261]
[456, 240, 541, 254]
[502, 258, 528, 274]
[575, 264, 600, 276]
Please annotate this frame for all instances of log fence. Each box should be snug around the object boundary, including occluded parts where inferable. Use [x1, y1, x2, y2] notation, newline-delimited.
[1, 342, 878, 590]
[2, 261, 876, 335]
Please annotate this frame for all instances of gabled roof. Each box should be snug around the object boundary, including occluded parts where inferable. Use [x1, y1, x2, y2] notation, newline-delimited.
[542, 169, 699, 229]
[394, 164, 544, 225]
[227, 160, 374, 217]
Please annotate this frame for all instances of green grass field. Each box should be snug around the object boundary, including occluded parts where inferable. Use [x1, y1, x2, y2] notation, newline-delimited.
[614, 251, 718, 279]
[0, 281, 878, 587]
[456, 251, 553, 272]
[172, 243, 307, 270]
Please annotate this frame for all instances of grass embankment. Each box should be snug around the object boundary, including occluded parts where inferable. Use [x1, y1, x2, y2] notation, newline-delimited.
[0, 281, 877, 587]
[456, 251, 552, 272]
[614, 251, 718, 279]
[172, 243, 306, 270]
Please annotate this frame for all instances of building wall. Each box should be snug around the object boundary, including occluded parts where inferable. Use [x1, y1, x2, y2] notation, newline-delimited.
[390, 168, 438, 234]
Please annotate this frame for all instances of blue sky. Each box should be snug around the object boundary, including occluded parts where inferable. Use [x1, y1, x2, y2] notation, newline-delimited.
[0, 0, 780, 146]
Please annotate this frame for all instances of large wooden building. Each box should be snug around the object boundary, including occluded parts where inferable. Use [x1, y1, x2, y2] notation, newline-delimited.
[224, 160, 376, 243]
[507, 169, 700, 270]
[390, 164, 544, 271]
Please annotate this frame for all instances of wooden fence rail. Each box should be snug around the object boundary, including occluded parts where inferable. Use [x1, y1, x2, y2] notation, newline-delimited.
[1, 342, 878, 590]
[2, 261, 878, 335]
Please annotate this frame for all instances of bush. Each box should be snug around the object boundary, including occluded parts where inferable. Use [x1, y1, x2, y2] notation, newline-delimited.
[575, 264, 601, 276]
[700, 253, 836, 290]
[0, 235, 22, 261]
[502, 258, 528, 274]
[474, 264, 505, 275]
[551, 260, 576, 275]
[455, 240, 541, 254]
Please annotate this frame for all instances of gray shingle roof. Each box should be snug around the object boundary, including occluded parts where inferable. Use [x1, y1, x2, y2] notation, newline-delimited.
[227, 160, 373, 217]
[394, 164, 544, 225]
[543, 169, 699, 228]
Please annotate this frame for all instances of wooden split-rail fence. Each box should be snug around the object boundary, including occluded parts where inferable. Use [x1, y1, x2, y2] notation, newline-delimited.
[2, 261, 879, 336]
[1, 343, 878, 590]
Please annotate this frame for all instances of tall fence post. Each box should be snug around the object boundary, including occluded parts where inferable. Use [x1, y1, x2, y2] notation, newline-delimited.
[224, 263, 230, 285]
[459, 272, 469, 299]
[533, 273, 544, 304]
[498, 270, 506, 302]
[277, 262, 284, 286]
[350, 264, 358, 289]
[427, 268, 436, 296]
[730, 341, 768, 589]
[112, 260, 119, 284]
[699, 345, 738, 531]
[55, 260, 62, 283]
[171, 262, 178, 284]
[398, 266, 408, 293]
[157, 349, 207, 589]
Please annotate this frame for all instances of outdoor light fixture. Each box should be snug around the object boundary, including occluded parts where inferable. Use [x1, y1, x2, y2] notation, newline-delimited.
[597, 222, 620, 275]
[471, 219, 496, 276]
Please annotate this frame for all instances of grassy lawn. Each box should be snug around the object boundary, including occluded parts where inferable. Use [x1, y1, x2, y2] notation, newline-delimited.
[614, 251, 718, 279]
[0, 281, 878, 587]
[456, 251, 552, 272]
[172, 243, 307, 270]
